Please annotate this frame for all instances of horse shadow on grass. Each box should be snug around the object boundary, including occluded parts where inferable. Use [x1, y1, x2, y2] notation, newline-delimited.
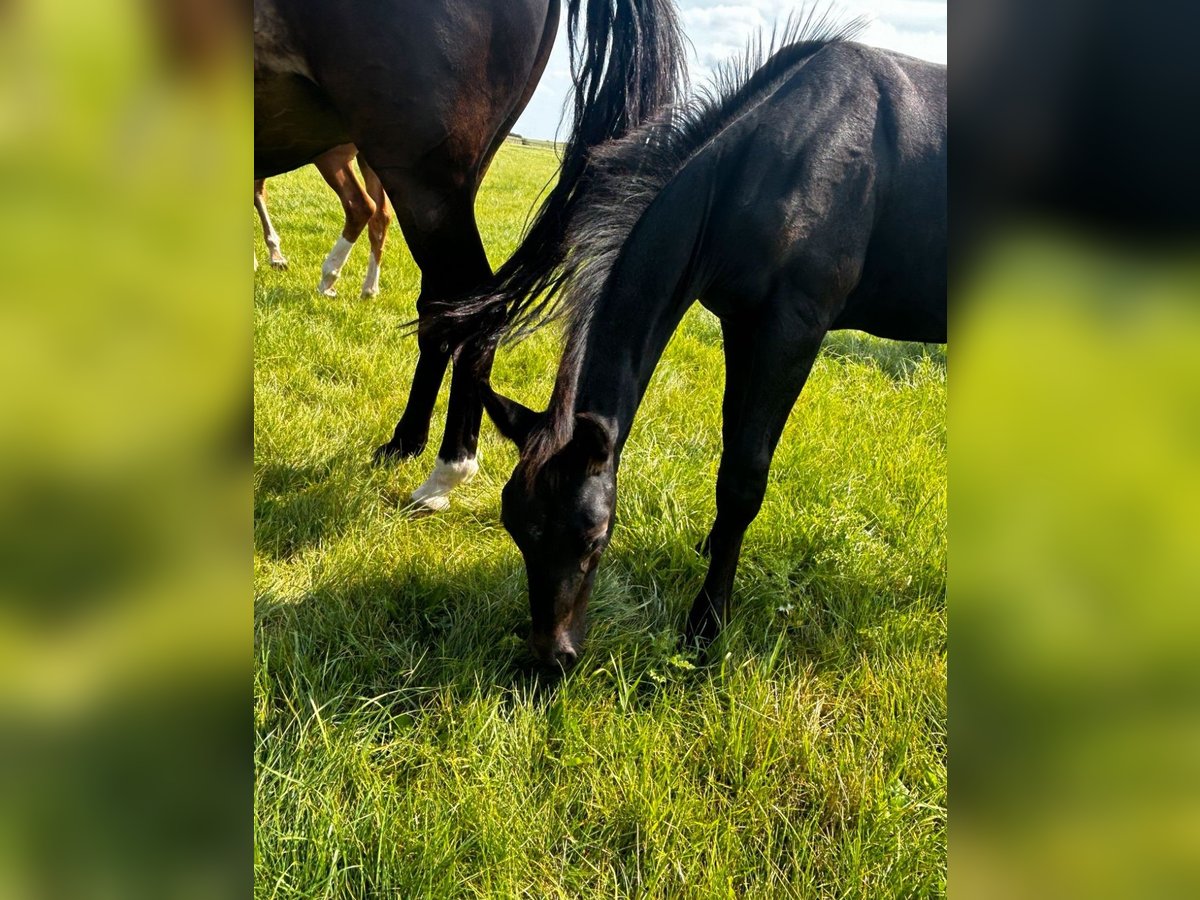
[256, 559, 565, 722]
[255, 515, 941, 726]
[254, 453, 390, 560]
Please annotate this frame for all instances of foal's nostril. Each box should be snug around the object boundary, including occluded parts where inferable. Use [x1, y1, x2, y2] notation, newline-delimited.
[554, 647, 578, 669]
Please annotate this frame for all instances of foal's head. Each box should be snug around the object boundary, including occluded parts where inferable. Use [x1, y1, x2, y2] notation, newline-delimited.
[483, 390, 617, 669]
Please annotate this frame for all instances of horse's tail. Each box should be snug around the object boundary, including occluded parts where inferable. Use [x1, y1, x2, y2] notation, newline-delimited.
[442, 0, 686, 345]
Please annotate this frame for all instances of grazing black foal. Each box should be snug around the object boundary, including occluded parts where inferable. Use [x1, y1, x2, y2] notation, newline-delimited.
[474, 28, 946, 666]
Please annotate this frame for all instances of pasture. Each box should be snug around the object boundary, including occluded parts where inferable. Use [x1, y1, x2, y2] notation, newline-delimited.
[254, 141, 946, 898]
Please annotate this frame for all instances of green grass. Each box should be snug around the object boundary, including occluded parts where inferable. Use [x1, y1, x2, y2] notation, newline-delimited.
[254, 143, 946, 898]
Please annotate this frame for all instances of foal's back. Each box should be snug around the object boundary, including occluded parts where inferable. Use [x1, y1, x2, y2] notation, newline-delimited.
[695, 43, 946, 343]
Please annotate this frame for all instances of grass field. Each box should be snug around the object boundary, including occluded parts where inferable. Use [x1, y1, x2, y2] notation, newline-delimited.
[254, 141, 946, 898]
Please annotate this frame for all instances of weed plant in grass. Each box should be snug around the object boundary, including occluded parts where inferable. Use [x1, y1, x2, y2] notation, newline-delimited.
[255, 140, 946, 898]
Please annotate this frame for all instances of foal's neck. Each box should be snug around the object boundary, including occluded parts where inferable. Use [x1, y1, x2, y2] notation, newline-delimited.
[567, 251, 696, 459]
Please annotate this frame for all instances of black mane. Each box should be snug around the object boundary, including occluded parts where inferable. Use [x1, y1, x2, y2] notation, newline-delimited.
[512, 10, 868, 477]
[502, 9, 867, 345]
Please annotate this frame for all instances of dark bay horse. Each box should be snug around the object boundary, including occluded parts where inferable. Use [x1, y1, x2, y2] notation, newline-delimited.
[472, 28, 947, 666]
[253, 144, 393, 298]
[254, 0, 684, 510]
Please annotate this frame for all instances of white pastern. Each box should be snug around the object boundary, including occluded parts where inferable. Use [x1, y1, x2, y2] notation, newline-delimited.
[361, 254, 381, 298]
[318, 236, 354, 297]
[409, 455, 480, 512]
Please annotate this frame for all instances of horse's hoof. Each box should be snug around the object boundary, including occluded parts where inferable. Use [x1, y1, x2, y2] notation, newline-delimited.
[407, 493, 450, 515]
[683, 604, 721, 651]
[319, 286, 337, 298]
[407, 457, 479, 513]
[678, 628, 715, 666]
[361, 286, 379, 299]
[270, 258, 288, 270]
[373, 438, 426, 465]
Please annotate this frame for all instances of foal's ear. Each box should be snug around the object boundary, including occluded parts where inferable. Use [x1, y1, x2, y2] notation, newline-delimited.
[480, 385, 541, 449]
[570, 412, 616, 473]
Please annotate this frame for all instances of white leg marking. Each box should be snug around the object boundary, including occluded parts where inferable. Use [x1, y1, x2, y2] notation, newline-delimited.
[409, 454, 480, 512]
[360, 253, 381, 298]
[318, 236, 354, 297]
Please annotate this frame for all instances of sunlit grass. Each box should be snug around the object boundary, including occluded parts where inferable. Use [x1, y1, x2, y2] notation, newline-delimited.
[254, 139, 946, 898]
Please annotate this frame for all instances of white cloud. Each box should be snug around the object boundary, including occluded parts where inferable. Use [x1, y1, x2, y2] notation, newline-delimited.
[514, 1, 945, 139]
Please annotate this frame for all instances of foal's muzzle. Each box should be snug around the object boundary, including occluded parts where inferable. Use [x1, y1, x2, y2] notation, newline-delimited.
[528, 631, 580, 670]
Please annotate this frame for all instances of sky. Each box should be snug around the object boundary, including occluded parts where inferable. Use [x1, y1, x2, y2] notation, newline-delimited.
[512, 1, 946, 140]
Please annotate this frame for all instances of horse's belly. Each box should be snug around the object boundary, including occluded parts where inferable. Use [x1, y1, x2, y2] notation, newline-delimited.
[253, 72, 351, 179]
[833, 254, 947, 343]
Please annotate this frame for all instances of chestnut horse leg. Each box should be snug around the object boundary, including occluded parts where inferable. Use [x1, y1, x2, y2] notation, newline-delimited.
[358, 160, 392, 298]
[253, 178, 288, 269]
[314, 144, 375, 297]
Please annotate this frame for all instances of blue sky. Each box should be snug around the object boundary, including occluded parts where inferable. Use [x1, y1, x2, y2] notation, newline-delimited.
[512, 1, 946, 140]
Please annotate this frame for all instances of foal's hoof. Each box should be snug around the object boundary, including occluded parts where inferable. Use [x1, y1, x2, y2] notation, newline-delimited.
[269, 257, 288, 270]
[373, 438, 426, 465]
[683, 605, 722, 655]
[681, 624, 715, 650]
[678, 629, 716, 667]
[361, 286, 379, 299]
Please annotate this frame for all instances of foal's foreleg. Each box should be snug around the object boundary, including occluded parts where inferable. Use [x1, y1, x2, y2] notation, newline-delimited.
[685, 310, 825, 647]
[359, 162, 392, 298]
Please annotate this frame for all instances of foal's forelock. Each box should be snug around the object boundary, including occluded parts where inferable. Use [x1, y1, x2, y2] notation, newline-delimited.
[517, 427, 570, 489]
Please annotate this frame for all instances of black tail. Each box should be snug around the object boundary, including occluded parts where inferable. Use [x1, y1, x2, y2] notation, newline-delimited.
[438, 0, 686, 346]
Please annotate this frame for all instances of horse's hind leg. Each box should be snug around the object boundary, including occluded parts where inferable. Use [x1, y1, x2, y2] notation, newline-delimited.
[685, 304, 827, 647]
[358, 160, 391, 298]
[314, 144, 375, 297]
[254, 179, 288, 269]
[373, 172, 492, 512]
